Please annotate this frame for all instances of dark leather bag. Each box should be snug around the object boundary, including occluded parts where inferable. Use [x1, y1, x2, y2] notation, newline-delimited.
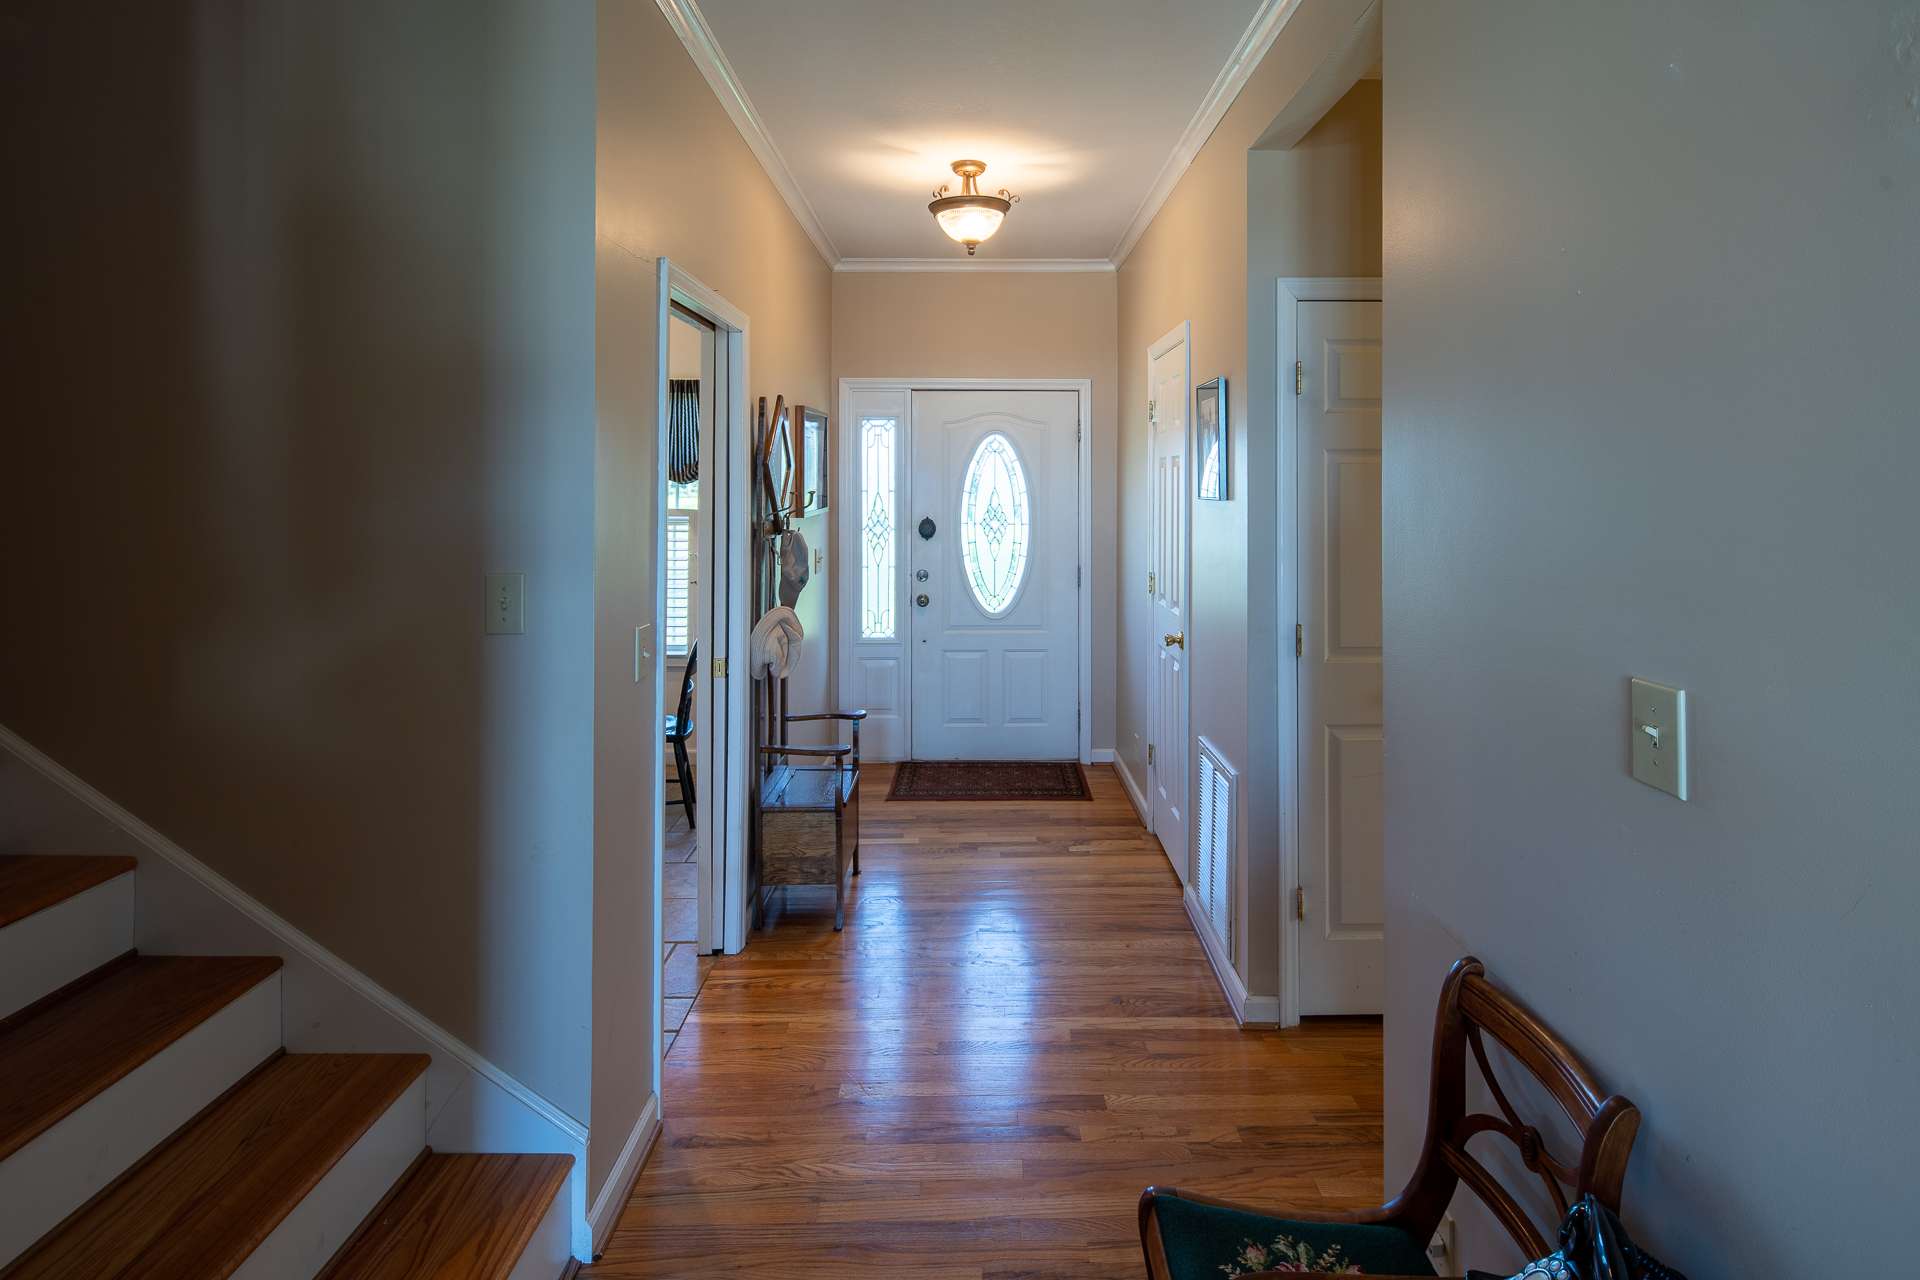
[1467, 1195, 1687, 1280]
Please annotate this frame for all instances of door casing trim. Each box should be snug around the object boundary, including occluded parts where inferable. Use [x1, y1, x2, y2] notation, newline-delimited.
[835, 377, 1094, 765]
[1276, 276, 1382, 1028]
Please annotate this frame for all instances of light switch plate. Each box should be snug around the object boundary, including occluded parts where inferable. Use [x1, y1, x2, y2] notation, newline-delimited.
[1629, 677, 1687, 800]
[485, 572, 525, 635]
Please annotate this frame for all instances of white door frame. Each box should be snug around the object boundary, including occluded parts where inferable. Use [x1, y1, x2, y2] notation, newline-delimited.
[1276, 276, 1382, 1028]
[657, 260, 753, 990]
[835, 377, 1094, 764]
[1144, 321, 1191, 849]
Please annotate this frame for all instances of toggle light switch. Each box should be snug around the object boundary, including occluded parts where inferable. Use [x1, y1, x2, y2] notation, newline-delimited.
[1629, 677, 1687, 800]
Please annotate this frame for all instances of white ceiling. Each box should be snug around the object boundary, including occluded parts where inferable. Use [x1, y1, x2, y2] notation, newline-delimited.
[689, 0, 1271, 263]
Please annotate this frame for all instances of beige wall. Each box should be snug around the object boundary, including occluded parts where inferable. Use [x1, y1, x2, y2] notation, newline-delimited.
[0, 0, 832, 1224]
[0, 0, 600, 1119]
[831, 270, 1120, 749]
[1116, 0, 1377, 995]
[591, 0, 832, 1201]
[1382, 2, 1917, 1272]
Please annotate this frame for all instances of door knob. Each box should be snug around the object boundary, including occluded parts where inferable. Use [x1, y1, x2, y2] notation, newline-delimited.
[916, 593, 930, 608]
[1163, 631, 1185, 648]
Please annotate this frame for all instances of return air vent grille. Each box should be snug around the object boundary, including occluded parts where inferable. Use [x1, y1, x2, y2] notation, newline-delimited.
[1194, 737, 1236, 952]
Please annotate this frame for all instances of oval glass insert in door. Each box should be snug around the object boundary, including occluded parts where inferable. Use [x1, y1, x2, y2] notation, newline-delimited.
[958, 432, 1031, 616]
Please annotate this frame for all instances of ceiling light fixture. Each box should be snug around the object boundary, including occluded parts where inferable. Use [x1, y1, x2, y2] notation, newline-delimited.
[928, 160, 1019, 256]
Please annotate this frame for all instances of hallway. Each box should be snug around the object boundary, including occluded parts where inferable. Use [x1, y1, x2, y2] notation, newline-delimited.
[589, 765, 1384, 1278]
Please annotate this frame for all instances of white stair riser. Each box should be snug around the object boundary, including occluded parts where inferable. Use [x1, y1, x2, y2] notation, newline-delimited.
[0, 873, 134, 1021]
[0, 972, 282, 1267]
[508, 1174, 573, 1280]
[230, 1072, 426, 1280]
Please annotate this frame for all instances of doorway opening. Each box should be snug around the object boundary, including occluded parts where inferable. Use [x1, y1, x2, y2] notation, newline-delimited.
[654, 263, 754, 1086]
[835, 380, 1093, 765]
[661, 303, 718, 1054]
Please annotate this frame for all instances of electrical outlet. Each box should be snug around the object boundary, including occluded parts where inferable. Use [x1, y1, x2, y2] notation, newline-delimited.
[484, 572, 525, 635]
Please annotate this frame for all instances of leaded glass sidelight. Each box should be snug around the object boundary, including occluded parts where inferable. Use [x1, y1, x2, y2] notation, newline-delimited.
[959, 432, 1030, 616]
[859, 417, 897, 639]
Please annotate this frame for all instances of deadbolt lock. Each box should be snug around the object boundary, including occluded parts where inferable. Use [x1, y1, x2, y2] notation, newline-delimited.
[915, 569, 929, 582]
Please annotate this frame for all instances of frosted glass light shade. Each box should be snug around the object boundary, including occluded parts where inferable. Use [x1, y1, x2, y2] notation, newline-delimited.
[934, 202, 1007, 246]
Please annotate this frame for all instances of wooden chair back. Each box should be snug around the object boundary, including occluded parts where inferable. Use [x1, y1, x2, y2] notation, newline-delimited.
[672, 643, 698, 738]
[1394, 957, 1642, 1259]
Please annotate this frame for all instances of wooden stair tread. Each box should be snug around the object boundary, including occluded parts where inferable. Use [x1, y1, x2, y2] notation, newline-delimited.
[320, 1153, 574, 1279]
[0, 953, 282, 1161]
[9, 1053, 429, 1279]
[0, 854, 137, 928]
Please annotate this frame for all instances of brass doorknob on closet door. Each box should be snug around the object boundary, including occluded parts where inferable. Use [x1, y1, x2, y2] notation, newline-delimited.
[916, 594, 930, 608]
[1163, 631, 1184, 648]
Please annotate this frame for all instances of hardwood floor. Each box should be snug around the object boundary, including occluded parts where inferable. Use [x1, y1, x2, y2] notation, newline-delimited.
[589, 764, 1384, 1279]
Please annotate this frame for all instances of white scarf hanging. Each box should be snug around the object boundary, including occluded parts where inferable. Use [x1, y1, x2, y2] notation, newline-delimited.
[749, 606, 804, 679]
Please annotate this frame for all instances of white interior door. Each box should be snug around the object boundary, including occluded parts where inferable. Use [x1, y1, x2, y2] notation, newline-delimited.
[1296, 298, 1384, 1015]
[1148, 335, 1190, 878]
[909, 390, 1079, 760]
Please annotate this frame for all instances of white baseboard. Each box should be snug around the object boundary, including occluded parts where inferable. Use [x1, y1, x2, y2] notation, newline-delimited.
[1089, 747, 1116, 764]
[588, 1092, 660, 1251]
[1181, 886, 1278, 1027]
[0, 722, 594, 1255]
[1111, 752, 1150, 826]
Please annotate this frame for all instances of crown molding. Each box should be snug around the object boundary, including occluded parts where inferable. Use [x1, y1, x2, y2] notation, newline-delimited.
[1108, 0, 1306, 267]
[834, 257, 1116, 274]
[653, 0, 840, 266]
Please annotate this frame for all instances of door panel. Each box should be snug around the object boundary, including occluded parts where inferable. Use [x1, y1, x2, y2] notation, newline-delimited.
[1149, 338, 1189, 877]
[909, 390, 1079, 760]
[1297, 299, 1384, 1015]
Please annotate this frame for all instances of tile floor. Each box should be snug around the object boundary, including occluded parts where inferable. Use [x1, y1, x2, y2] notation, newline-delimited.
[661, 809, 713, 1055]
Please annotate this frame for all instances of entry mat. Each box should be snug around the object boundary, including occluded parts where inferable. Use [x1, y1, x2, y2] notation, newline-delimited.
[885, 760, 1092, 802]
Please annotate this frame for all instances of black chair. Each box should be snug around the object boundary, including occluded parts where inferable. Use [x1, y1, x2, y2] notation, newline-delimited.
[666, 643, 697, 829]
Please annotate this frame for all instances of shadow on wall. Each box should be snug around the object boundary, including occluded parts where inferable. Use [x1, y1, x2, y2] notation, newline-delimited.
[0, 1, 598, 1118]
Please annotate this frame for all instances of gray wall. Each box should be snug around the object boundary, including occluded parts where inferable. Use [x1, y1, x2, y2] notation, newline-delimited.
[1382, 3, 1919, 1273]
[0, 0, 599, 1120]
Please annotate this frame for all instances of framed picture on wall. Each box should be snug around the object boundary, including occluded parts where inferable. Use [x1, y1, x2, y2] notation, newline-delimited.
[797, 405, 829, 514]
[1195, 376, 1228, 500]
[760, 395, 796, 519]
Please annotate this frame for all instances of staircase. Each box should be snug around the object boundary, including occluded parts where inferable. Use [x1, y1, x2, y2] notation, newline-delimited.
[0, 854, 573, 1279]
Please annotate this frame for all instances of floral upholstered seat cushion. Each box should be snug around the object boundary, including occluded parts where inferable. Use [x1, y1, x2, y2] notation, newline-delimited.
[1151, 1192, 1438, 1277]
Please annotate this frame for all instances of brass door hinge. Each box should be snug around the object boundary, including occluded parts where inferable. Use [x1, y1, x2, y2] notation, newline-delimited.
[1295, 361, 1304, 396]
[712, 658, 728, 678]
[1295, 623, 1303, 658]
[1295, 886, 1306, 920]
[1147, 570, 1156, 595]
[1147, 743, 1156, 767]
[1148, 398, 1156, 424]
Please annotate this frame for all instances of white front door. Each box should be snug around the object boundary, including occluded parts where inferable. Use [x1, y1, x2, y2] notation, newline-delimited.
[909, 390, 1079, 760]
[1296, 298, 1384, 1015]
[1148, 333, 1190, 877]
